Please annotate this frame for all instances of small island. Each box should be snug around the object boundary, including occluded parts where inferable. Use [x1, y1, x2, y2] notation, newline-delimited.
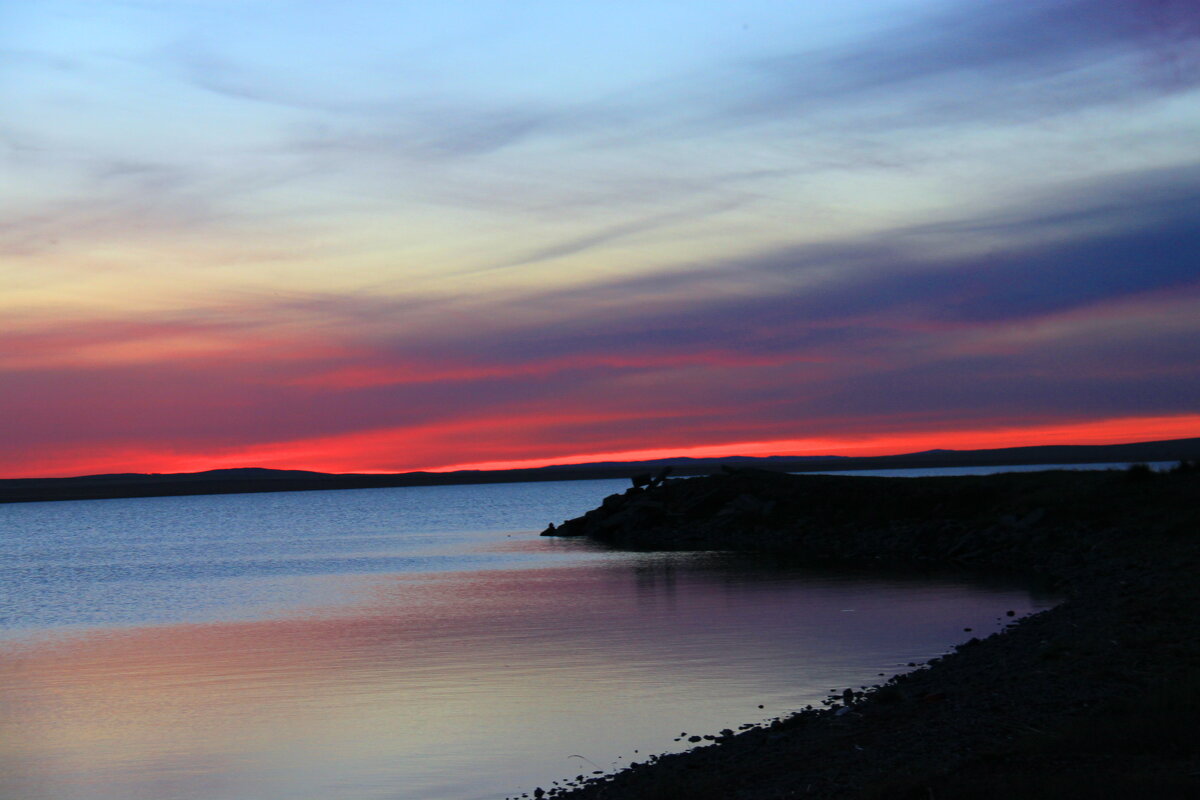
[535, 464, 1200, 799]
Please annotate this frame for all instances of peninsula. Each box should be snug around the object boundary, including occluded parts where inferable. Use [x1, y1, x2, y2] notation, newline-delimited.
[530, 463, 1200, 798]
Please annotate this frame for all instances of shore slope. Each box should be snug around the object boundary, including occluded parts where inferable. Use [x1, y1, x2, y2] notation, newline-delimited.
[534, 466, 1200, 799]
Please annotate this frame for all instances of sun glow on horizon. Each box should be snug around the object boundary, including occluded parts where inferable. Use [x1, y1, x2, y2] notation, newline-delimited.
[432, 415, 1200, 473]
[8, 414, 1197, 481]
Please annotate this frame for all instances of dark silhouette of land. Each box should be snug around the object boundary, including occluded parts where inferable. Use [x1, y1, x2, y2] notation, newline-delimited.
[2, 436, 1198, 504]
[540, 463, 1200, 799]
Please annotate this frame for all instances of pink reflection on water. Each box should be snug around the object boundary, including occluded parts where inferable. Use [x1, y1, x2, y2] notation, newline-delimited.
[0, 557, 1055, 800]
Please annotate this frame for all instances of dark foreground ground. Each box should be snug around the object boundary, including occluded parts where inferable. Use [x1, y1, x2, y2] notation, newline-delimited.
[523, 464, 1200, 799]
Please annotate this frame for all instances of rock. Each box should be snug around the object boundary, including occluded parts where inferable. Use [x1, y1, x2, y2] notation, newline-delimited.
[1019, 508, 1046, 528]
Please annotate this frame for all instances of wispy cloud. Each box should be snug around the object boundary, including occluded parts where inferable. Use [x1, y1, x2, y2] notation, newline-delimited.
[5, 158, 1197, 474]
[727, 0, 1200, 128]
[3, 1, 1199, 477]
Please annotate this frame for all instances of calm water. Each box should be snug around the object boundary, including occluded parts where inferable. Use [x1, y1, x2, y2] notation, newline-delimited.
[0, 478, 1059, 800]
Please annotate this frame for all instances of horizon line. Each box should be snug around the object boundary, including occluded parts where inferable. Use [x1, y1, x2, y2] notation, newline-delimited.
[10, 429, 1197, 483]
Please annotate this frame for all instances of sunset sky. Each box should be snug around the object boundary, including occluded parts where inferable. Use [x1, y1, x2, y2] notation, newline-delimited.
[3, 0, 1199, 478]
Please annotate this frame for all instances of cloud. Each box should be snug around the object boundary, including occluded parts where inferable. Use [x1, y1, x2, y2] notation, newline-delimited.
[816, 348, 1200, 421]
[8, 156, 1196, 476]
[32, 159, 1183, 383]
[0, 160, 207, 257]
[3, 1, 1199, 477]
[730, 0, 1200, 128]
[167, 37, 577, 162]
[387, 164, 1200, 382]
[471, 197, 748, 275]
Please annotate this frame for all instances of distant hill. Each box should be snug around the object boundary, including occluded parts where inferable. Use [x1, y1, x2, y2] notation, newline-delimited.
[540, 454, 848, 470]
[825, 438, 1200, 470]
[1, 436, 1197, 504]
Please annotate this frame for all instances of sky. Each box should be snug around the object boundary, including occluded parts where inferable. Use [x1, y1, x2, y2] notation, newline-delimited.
[2, 0, 1199, 479]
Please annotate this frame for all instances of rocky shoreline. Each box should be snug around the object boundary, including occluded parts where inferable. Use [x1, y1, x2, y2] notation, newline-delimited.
[520, 465, 1200, 799]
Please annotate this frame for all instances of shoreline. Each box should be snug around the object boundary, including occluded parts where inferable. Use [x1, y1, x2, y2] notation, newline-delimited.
[529, 465, 1200, 798]
[4, 436, 1196, 505]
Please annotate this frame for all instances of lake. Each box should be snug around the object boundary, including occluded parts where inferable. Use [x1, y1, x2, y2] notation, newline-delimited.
[0, 476, 1061, 800]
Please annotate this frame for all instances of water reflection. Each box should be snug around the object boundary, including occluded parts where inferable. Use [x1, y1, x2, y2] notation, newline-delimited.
[1, 552, 1056, 800]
